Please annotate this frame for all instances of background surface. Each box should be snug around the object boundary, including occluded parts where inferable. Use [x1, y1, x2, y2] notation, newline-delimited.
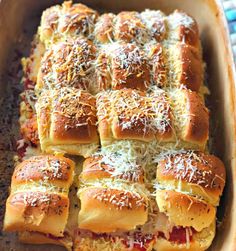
[223, 0, 236, 63]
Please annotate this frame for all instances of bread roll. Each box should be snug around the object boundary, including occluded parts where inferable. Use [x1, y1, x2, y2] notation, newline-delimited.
[94, 13, 115, 43]
[154, 151, 225, 250]
[114, 12, 148, 44]
[156, 151, 226, 206]
[96, 43, 151, 91]
[39, 1, 98, 46]
[4, 155, 74, 237]
[10, 2, 224, 250]
[36, 88, 99, 157]
[36, 38, 97, 93]
[78, 154, 148, 233]
[81, 155, 145, 183]
[141, 10, 166, 42]
[166, 43, 203, 92]
[169, 89, 209, 150]
[167, 10, 200, 48]
[97, 88, 208, 150]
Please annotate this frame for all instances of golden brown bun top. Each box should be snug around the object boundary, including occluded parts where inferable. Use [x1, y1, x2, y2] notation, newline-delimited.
[81, 155, 145, 183]
[157, 151, 225, 194]
[97, 88, 172, 138]
[37, 38, 96, 91]
[182, 89, 209, 145]
[40, 1, 98, 45]
[40, 2, 199, 47]
[82, 187, 147, 211]
[38, 2, 202, 92]
[156, 190, 215, 232]
[94, 13, 115, 43]
[168, 10, 199, 47]
[169, 88, 209, 148]
[180, 44, 202, 92]
[110, 43, 151, 91]
[141, 10, 166, 42]
[37, 88, 98, 144]
[114, 12, 147, 44]
[8, 191, 68, 217]
[58, 1, 98, 34]
[12, 155, 74, 185]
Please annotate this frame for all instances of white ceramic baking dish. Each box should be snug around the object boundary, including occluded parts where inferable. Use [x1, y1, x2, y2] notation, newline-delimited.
[0, 0, 235, 250]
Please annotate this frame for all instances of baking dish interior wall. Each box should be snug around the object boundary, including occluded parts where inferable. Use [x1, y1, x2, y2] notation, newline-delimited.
[0, 0, 235, 251]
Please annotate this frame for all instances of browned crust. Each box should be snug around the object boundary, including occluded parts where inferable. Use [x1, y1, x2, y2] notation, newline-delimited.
[8, 192, 68, 217]
[111, 44, 150, 91]
[58, 2, 98, 35]
[141, 10, 166, 42]
[183, 90, 209, 145]
[114, 11, 146, 43]
[52, 90, 98, 143]
[156, 190, 215, 232]
[168, 10, 200, 47]
[40, 1, 98, 43]
[37, 88, 98, 144]
[96, 89, 173, 144]
[95, 13, 115, 43]
[81, 156, 145, 183]
[157, 151, 226, 195]
[4, 192, 69, 236]
[12, 155, 74, 186]
[78, 187, 148, 232]
[37, 38, 97, 91]
[178, 44, 203, 92]
[80, 187, 147, 211]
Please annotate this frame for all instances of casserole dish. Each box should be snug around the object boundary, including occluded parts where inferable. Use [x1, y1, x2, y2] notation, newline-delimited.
[0, 0, 235, 250]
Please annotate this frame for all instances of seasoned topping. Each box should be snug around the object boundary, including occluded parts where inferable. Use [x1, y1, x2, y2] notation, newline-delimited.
[14, 155, 72, 182]
[82, 155, 144, 183]
[58, 2, 98, 37]
[156, 150, 225, 189]
[93, 188, 147, 210]
[111, 43, 150, 90]
[114, 12, 148, 44]
[97, 89, 171, 136]
[40, 1, 98, 44]
[147, 43, 167, 87]
[37, 88, 97, 129]
[39, 38, 96, 91]
[141, 10, 166, 41]
[94, 13, 115, 43]
[168, 11, 195, 30]
[10, 192, 68, 216]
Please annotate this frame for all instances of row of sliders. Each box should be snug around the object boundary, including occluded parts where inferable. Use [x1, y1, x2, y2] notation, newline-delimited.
[22, 1, 203, 95]
[19, 87, 210, 158]
[34, 38, 203, 94]
[4, 150, 225, 250]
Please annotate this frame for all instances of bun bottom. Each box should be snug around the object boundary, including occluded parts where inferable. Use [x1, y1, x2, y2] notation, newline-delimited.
[153, 221, 215, 251]
[74, 236, 154, 251]
[18, 222, 215, 251]
[18, 231, 72, 251]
